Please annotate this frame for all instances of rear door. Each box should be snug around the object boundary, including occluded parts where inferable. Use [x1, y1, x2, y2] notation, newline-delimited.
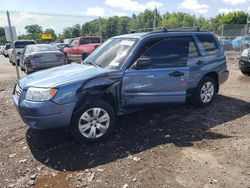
[194, 34, 225, 73]
[121, 38, 190, 107]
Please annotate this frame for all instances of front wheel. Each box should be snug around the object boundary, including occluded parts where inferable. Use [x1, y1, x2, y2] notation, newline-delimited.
[70, 100, 116, 143]
[192, 77, 216, 107]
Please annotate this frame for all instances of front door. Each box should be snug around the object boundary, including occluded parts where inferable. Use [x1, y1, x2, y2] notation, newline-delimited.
[121, 38, 190, 107]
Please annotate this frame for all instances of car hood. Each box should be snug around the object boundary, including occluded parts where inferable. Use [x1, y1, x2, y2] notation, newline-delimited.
[19, 63, 110, 89]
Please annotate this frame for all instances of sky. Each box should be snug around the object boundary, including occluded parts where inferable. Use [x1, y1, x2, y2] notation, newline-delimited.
[0, 0, 250, 35]
[1, 0, 250, 17]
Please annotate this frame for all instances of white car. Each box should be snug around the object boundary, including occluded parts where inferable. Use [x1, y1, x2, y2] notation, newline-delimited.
[3, 43, 11, 57]
[0, 45, 4, 55]
[9, 40, 36, 65]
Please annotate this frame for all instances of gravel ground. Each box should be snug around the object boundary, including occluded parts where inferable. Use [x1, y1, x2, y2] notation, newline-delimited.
[0, 53, 249, 188]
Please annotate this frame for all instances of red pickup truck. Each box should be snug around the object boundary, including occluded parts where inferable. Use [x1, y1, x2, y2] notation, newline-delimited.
[63, 36, 100, 62]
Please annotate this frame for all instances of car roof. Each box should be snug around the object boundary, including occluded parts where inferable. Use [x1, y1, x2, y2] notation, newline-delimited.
[113, 30, 213, 40]
[27, 44, 54, 48]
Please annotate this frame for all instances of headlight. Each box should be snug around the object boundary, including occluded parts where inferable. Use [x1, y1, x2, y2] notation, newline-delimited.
[25, 87, 57, 102]
[241, 49, 249, 57]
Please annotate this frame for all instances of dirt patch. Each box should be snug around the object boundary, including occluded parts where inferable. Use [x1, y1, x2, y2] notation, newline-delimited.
[0, 53, 250, 188]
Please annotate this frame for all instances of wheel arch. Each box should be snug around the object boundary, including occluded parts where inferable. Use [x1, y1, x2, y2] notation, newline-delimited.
[202, 72, 219, 93]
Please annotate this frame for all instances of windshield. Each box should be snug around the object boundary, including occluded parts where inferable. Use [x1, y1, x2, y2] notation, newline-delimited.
[30, 45, 59, 52]
[84, 38, 138, 69]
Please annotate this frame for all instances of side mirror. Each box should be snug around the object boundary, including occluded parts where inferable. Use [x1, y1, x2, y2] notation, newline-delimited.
[65, 44, 70, 48]
[134, 58, 151, 69]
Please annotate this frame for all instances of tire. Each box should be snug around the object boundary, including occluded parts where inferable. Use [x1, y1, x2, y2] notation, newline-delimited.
[241, 70, 250, 75]
[192, 77, 216, 107]
[81, 53, 89, 61]
[70, 100, 116, 143]
[20, 65, 25, 71]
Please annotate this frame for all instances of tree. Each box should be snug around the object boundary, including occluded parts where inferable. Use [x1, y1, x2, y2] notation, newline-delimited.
[106, 16, 119, 37]
[0, 27, 6, 45]
[220, 11, 248, 24]
[118, 16, 131, 34]
[63, 27, 73, 38]
[133, 9, 161, 31]
[71, 24, 81, 37]
[25, 24, 43, 35]
[161, 12, 196, 28]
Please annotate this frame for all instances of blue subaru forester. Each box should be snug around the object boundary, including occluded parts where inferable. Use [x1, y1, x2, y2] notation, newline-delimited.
[13, 29, 229, 142]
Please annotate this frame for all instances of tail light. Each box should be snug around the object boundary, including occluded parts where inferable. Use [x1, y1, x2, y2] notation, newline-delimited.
[56, 53, 64, 57]
[26, 54, 42, 61]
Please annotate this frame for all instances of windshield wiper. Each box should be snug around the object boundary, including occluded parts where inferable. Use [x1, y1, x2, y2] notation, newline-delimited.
[83, 61, 99, 67]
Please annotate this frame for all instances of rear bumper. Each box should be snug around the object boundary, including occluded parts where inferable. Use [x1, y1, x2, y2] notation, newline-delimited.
[219, 69, 229, 85]
[13, 93, 76, 129]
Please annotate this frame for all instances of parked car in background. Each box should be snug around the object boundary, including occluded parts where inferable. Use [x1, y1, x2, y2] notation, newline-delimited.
[9, 40, 36, 65]
[63, 38, 74, 45]
[63, 36, 100, 62]
[239, 47, 250, 75]
[20, 44, 67, 74]
[220, 39, 233, 51]
[3, 43, 11, 57]
[232, 36, 250, 50]
[0, 45, 4, 55]
[53, 43, 67, 52]
[13, 30, 229, 143]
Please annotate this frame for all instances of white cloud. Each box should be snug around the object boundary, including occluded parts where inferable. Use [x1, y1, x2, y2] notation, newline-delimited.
[218, 8, 240, 14]
[248, 6, 250, 10]
[223, 0, 249, 5]
[104, 0, 163, 11]
[86, 7, 105, 16]
[179, 0, 209, 14]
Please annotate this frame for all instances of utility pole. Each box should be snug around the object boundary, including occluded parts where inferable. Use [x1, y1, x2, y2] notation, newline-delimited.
[7, 11, 20, 79]
[153, 6, 157, 31]
[98, 17, 103, 43]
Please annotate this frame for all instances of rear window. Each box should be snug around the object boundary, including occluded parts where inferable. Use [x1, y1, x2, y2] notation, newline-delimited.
[80, 38, 100, 45]
[15, 41, 36, 48]
[196, 35, 220, 56]
[30, 45, 59, 52]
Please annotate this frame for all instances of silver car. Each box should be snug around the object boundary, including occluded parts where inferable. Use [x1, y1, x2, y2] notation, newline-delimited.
[20, 44, 67, 74]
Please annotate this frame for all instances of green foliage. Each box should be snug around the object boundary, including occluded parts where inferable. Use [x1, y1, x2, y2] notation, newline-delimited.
[25, 24, 43, 35]
[220, 11, 248, 24]
[12, 10, 250, 43]
[0, 27, 6, 45]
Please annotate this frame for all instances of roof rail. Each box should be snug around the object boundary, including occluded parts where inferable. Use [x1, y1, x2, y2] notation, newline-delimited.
[161, 27, 200, 32]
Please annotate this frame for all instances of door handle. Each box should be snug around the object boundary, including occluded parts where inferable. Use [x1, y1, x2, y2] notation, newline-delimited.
[196, 60, 204, 65]
[169, 71, 184, 77]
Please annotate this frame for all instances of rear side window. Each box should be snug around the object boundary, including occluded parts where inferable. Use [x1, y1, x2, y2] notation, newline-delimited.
[80, 38, 100, 45]
[196, 34, 220, 56]
[141, 38, 189, 68]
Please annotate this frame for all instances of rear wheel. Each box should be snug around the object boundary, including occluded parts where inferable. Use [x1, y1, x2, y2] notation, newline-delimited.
[70, 100, 116, 143]
[193, 77, 216, 107]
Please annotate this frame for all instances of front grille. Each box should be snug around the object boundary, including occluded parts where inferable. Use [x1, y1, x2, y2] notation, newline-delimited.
[15, 84, 22, 101]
